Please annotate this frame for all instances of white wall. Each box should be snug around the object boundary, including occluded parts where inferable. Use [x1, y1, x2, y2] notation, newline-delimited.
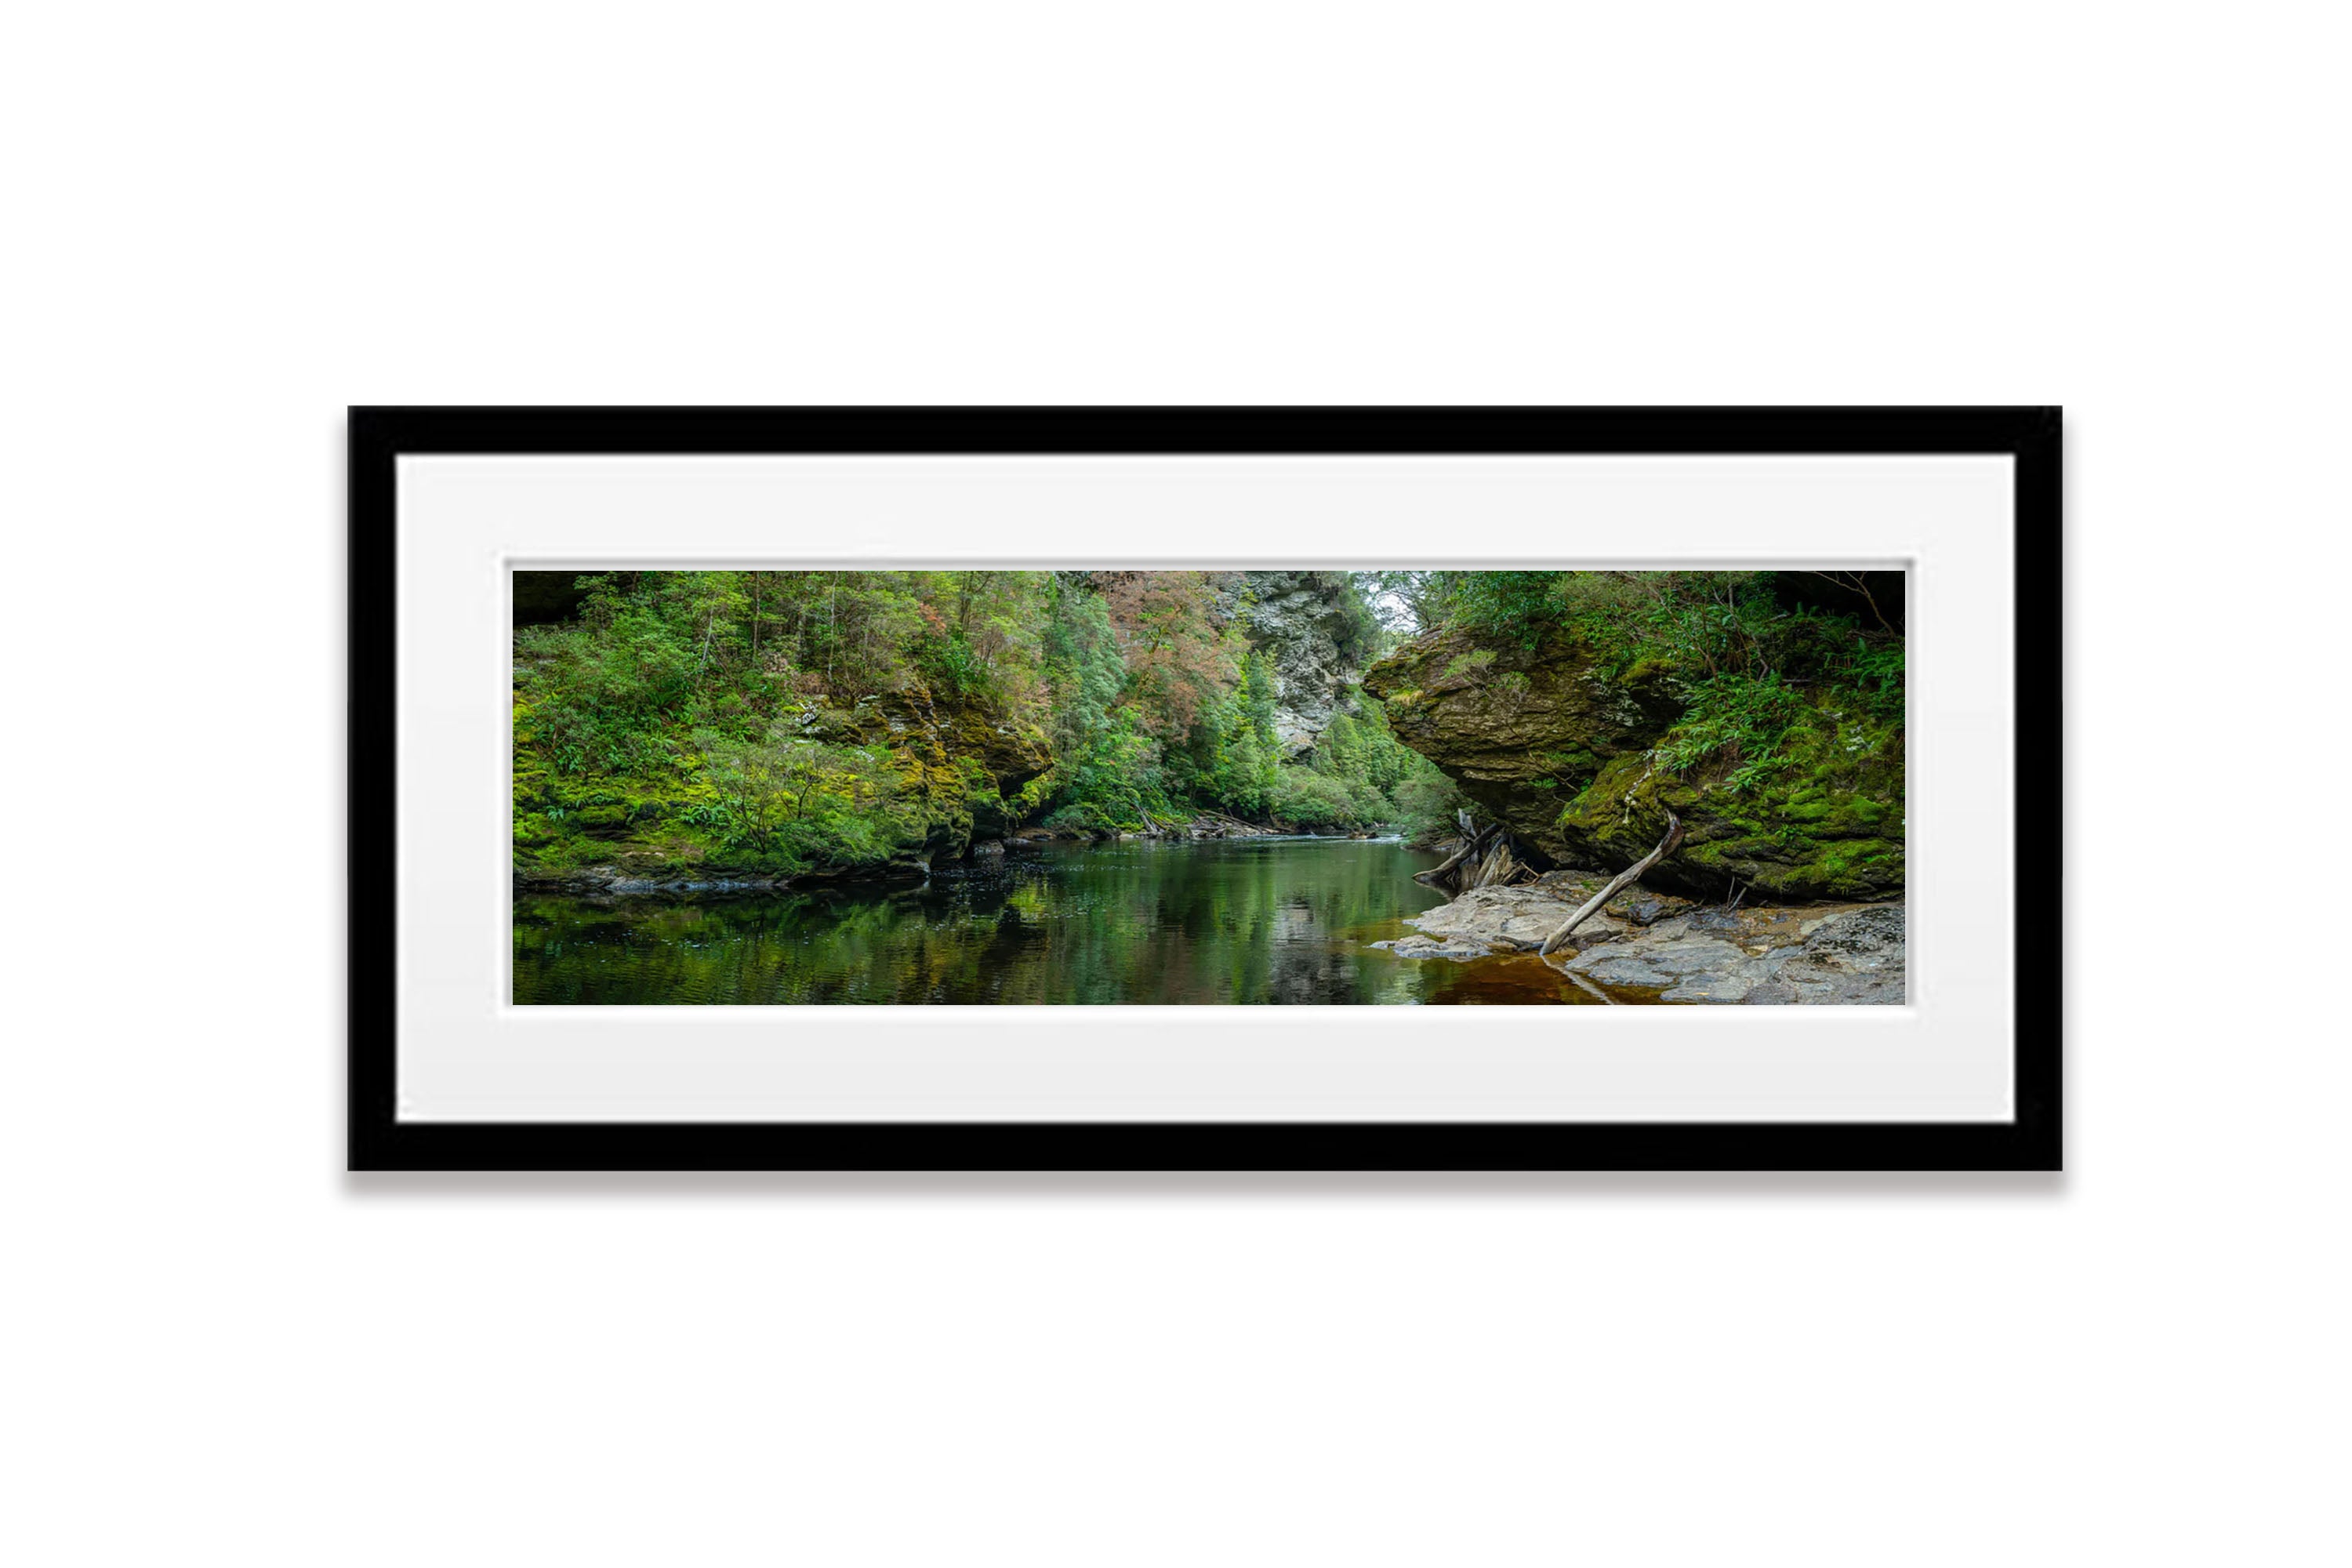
[5, 5, 2343, 1563]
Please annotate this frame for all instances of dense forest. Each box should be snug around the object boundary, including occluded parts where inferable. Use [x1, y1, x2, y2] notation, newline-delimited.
[514, 569, 1456, 884]
[513, 568, 1904, 898]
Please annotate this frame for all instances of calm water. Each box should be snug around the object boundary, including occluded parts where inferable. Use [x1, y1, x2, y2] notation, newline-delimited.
[514, 836, 1613, 1005]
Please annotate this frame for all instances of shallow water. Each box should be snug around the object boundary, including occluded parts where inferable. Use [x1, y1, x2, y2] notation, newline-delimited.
[513, 836, 1623, 1005]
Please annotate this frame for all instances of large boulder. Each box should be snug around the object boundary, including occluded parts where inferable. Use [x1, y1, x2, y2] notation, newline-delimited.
[1363, 624, 1903, 900]
[1391, 881, 1633, 953]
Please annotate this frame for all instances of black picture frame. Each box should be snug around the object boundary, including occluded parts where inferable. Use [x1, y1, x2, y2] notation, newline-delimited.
[350, 406, 2061, 1172]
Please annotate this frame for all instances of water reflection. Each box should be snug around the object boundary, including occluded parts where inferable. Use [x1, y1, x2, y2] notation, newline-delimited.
[513, 837, 1617, 1005]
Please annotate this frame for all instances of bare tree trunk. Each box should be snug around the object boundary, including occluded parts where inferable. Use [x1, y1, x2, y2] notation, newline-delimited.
[1537, 809, 1684, 957]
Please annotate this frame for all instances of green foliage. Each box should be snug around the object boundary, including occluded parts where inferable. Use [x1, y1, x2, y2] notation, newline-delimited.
[1403, 570, 1899, 692]
[525, 568, 1904, 878]
[515, 568, 1063, 875]
[1225, 648, 1282, 812]
[1320, 570, 1381, 667]
[1265, 766, 1373, 829]
[694, 732, 909, 871]
[1033, 579, 1172, 830]
[1439, 570, 1565, 652]
[912, 601, 992, 699]
[1851, 641, 1906, 715]
[1388, 764, 1468, 842]
[1645, 673, 1813, 793]
[1396, 570, 1906, 799]
[1283, 695, 1461, 836]
[1032, 582, 1303, 830]
[1591, 588, 1907, 794]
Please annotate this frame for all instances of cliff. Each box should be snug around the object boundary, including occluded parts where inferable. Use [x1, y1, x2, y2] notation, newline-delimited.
[1219, 570, 1374, 756]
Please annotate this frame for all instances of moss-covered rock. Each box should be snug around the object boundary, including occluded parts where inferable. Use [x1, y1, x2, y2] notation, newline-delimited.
[1364, 624, 1902, 899]
[850, 684, 1053, 855]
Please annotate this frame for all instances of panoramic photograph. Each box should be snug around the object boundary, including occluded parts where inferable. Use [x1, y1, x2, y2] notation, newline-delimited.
[512, 568, 1905, 1004]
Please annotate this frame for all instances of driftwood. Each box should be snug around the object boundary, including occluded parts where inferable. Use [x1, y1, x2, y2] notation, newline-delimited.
[1472, 835, 1518, 888]
[1414, 810, 1533, 896]
[1536, 808, 1684, 957]
[1413, 814, 1486, 886]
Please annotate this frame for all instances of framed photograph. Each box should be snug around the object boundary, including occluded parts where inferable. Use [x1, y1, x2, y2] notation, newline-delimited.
[350, 407, 2060, 1171]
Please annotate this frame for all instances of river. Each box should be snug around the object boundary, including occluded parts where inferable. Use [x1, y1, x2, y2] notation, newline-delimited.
[512, 835, 1621, 1004]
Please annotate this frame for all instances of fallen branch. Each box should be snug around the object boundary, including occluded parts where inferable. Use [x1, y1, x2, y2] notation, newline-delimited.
[1536, 808, 1684, 957]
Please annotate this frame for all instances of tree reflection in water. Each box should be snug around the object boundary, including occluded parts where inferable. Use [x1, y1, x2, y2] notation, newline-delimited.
[514, 837, 1616, 1005]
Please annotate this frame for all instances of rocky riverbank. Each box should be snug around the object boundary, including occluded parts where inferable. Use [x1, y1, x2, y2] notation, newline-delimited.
[1372, 868, 1904, 1004]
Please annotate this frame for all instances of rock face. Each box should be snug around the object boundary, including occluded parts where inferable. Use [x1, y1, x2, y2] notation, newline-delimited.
[1220, 571, 1368, 756]
[1363, 623, 1903, 900]
[1376, 872, 1906, 1004]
